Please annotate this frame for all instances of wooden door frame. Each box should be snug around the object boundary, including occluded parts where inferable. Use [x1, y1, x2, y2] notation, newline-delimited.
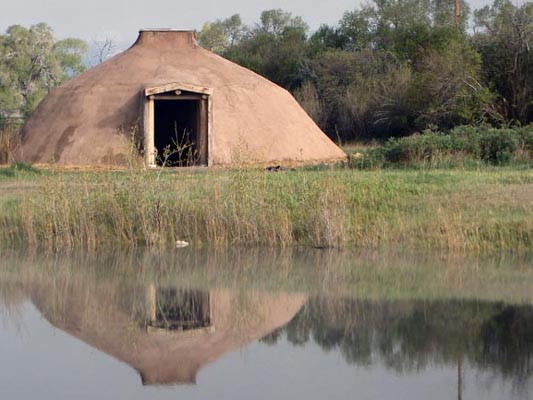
[143, 82, 213, 167]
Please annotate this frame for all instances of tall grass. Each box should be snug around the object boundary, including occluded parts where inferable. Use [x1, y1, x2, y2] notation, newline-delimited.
[0, 167, 532, 251]
[0, 127, 20, 165]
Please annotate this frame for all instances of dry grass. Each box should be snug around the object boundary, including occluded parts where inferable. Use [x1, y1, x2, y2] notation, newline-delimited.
[0, 127, 20, 165]
[0, 167, 532, 252]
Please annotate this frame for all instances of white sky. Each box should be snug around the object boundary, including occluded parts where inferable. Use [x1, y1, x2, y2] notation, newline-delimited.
[1, 0, 495, 44]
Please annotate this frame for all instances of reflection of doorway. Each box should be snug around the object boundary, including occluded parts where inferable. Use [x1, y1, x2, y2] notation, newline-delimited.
[147, 286, 211, 331]
[143, 83, 212, 168]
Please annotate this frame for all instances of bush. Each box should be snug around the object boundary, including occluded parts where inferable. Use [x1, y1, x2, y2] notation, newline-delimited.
[516, 126, 533, 155]
[381, 131, 460, 165]
[350, 125, 533, 168]
[348, 148, 385, 169]
[0, 162, 40, 178]
[479, 129, 518, 165]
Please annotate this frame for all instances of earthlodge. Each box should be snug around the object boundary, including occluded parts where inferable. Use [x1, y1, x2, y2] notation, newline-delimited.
[19, 30, 346, 167]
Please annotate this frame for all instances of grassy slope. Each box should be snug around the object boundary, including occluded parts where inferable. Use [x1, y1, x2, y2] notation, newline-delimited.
[0, 165, 532, 251]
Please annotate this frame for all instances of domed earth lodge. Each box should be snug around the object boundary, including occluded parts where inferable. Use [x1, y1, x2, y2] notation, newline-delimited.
[19, 30, 346, 167]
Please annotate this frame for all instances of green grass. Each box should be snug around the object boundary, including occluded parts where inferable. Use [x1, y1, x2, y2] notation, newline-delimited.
[0, 165, 532, 252]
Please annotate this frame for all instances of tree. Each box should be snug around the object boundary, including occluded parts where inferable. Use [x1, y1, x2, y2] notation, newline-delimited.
[308, 25, 349, 53]
[206, 10, 310, 90]
[371, 0, 433, 61]
[413, 39, 499, 129]
[432, 0, 470, 30]
[198, 14, 246, 54]
[337, 6, 377, 52]
[473, 0, 533, 124]
[198, 5, 503, 141]
[92, 37, 117, 65]
[294, 80, 327, 128]
[0, 23, 87, 119]
[257, 9, 308, 35]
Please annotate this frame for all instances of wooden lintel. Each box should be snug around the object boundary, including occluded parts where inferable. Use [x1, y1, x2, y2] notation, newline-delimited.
[145, 82, 213, 97]
[151, 94, 203, 100]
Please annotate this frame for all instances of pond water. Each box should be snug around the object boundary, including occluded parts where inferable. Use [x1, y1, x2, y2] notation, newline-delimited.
[0, 248, 532, 399]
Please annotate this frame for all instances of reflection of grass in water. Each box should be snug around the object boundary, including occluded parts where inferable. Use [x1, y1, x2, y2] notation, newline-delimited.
[0, 168, 532, 251]
[0, 280, 26, 327]
[1, 247, 532, 307]
[228, 289, 263, 342]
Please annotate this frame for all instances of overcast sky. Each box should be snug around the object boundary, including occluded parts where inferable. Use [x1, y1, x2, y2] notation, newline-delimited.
[2, 0, 495, 44]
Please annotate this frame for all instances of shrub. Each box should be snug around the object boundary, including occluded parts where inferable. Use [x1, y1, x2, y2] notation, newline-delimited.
[351, 125, 533, 168]
[382, 131, 458, 165]
[348, 148, 384, 169]
[0, 162, 40, 178]
[516, 126, 533, 155]
[479, 129, 518, 165]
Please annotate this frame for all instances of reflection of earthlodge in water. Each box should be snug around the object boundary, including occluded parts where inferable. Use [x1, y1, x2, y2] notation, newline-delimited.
[30, 283, 306, 385]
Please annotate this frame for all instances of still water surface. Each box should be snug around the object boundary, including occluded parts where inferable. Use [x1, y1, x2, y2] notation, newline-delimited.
[0, 248, 532, 399]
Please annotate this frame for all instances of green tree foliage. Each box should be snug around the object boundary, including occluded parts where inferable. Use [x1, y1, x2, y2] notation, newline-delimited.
[308, 25, 349, 53]
[473, 0, 533, 124]
[309, 49, 417, 139]
[198, 14, 246, 54]
[199, 3, 504, 141]
[200, 9, 309, 90]
[306, 1, 491, 139]
[0, 23, 87, 120]
[413, 39, 499, 129]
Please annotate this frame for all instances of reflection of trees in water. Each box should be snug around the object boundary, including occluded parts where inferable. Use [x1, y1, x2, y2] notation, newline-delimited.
[481, 306, 533, 388]
[263, 298, 533, 385]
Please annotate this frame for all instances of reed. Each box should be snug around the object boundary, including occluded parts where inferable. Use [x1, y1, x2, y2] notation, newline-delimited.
[0, 166, 532, 252]
[0, 127, 20, 165]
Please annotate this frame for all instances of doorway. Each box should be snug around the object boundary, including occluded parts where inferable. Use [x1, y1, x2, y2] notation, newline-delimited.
[143, 83, 212, 168]
[154, 99, 200, 166]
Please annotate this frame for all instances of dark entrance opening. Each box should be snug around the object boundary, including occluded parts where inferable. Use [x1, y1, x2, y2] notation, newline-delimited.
[153, 98, 207, 166]
[149, 288, 211, 331]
